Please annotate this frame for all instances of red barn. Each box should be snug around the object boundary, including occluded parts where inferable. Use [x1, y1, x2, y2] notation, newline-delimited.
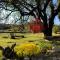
[29, 18, 44, 33]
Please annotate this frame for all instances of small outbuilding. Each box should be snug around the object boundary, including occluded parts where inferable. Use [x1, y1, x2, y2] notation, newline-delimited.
[29, 18, 44, 33]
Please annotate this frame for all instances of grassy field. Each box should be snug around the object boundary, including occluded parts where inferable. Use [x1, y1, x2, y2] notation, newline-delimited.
[0, 33, 60, 59]
[0, 33, 44, 47]
[0, 33, 60, 47]
[0, 33, 44, 59]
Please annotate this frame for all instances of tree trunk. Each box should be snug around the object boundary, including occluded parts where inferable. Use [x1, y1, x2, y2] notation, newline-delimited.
[43, 21, 49, 37]
[10, 33, 15, 39]
[43, 16, 54, 39]
[42, 15, 50, 38]
[43, 25, 53, 39]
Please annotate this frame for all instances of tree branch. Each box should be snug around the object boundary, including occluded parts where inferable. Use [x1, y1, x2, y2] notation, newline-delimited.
[43, 0, 51, 11]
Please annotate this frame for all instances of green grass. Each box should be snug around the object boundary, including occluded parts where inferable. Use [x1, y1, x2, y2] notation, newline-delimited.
[0, 33, 44, 47]
[0, 33, 60, 59]
[0, 33, 45, 58]
[0, 33, 59, 48]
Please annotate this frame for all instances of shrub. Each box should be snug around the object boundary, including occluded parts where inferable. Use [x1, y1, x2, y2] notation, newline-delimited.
[53, 25, 59, 34]
[14, 42, 52, 57]
[14, 43, 40, 57]
[58, 13, 60, 18]
[38, 42, 52, 54]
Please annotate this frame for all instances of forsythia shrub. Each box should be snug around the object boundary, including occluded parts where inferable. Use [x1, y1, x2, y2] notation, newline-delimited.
[14, 43, 40, 57]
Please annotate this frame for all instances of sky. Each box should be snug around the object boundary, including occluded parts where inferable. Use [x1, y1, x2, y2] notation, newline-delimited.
[0, 0, 60, 25]
[54, 15, 60, 25]
[53, 0, 60, 25]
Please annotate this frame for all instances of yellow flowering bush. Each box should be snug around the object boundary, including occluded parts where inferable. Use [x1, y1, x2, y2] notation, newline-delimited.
[14, 43, 40, 57]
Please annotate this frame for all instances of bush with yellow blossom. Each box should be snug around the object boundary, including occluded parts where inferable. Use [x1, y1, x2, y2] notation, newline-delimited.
[14, 43, 40, 57]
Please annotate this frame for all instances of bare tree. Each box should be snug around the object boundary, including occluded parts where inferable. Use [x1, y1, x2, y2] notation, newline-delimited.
[0, 0, 60, 38]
